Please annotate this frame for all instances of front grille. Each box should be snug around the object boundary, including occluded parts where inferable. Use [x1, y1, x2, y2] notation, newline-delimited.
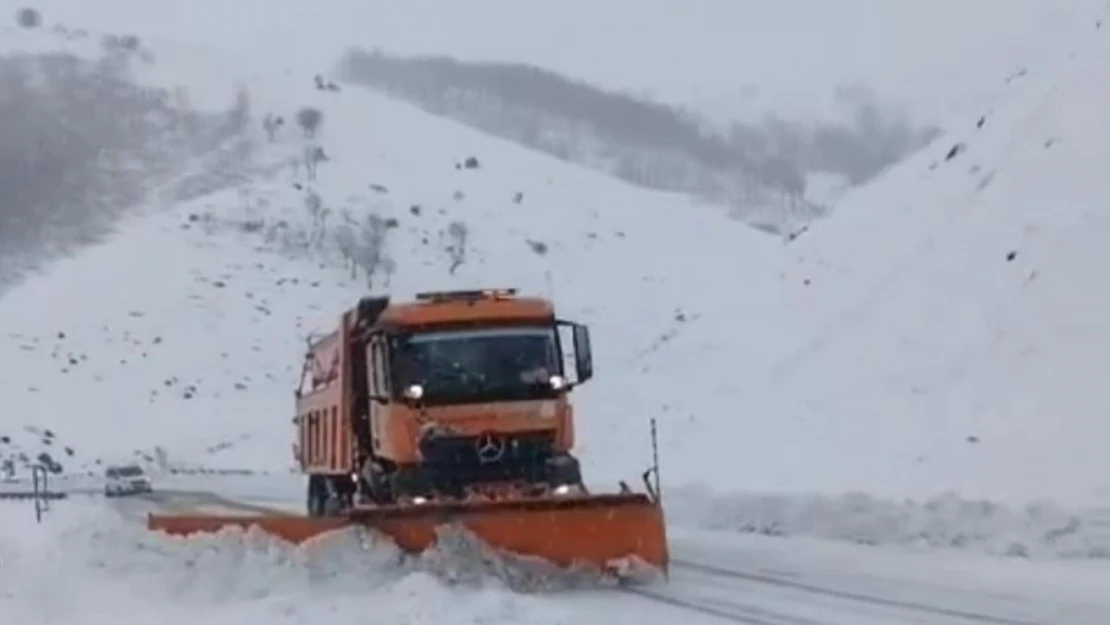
[418, 431, 555, 484]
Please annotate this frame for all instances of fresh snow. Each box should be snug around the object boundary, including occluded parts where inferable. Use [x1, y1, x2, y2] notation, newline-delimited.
[4, 496, 1110, 625]
[4, 1, 1110, 623]
[0, 498, 701, 625]
[759, 11, 1110, 506]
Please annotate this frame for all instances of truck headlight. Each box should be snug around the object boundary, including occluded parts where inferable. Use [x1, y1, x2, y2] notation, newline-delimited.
[548, 375, 566, 390]
[403, 384, 424, 399]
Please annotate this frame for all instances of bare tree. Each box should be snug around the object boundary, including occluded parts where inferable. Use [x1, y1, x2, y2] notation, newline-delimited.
[262, 113, 283, 142]
[444, 220, 468, 274]
[352, 213, 392, 287]
[14, 7, 41, 28]
[303, 144, 329, 180]
[302, 187, 328, 247]
[296, 106, 324, 139]
[332, 208, 358, 278]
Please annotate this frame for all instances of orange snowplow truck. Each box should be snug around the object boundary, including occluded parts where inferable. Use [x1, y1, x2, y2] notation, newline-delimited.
[148, 288, 669, 577]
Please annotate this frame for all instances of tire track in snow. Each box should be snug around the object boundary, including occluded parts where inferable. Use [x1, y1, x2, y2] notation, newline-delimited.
[673, 559, 1045, 625]
[623, 559, 1052, 625]
[102, 489, 295, 522]
[622, 582, 817, 625]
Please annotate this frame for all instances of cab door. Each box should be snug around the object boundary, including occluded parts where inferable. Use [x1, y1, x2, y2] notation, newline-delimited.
[365, 333, 390, 453]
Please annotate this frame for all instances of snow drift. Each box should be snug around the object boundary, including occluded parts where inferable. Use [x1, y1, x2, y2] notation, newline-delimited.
[0, 498, 630, 625]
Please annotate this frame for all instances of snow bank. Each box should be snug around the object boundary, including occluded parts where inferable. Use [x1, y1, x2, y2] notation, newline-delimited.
[0, 498, 632, 625]
[667, 487, 1110, 560]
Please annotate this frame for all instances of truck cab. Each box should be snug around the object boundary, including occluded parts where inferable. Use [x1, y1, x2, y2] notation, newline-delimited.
[295, 289, 595, 513]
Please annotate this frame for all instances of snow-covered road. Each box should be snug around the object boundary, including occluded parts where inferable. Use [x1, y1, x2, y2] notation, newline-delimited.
[8, 479, 1093, 625]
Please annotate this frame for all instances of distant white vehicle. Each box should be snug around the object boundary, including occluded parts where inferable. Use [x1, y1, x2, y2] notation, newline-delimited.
[103, 464, 152, 497]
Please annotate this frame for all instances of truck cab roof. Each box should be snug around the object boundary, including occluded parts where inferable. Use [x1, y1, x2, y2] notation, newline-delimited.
[373, 289, 555, 329]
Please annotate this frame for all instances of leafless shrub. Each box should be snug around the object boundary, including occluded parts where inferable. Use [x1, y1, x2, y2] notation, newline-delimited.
[262, 113, 284, 142]
[444, 221, 468, 274]
[352, 213, 392, 287]
[296, 106, 324, 138]
[525, 239, 548, 255]
[332, 209, 359, 278]
[14, 7, 41, 28]
[301, 188, 329, 247]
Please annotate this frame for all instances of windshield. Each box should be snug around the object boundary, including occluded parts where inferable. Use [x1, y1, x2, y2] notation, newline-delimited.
[114, 465, 144, 478]
[393, 326, 562, 404]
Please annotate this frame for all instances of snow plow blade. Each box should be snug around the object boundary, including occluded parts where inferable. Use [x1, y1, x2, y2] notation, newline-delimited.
[147, 492, 668, 575]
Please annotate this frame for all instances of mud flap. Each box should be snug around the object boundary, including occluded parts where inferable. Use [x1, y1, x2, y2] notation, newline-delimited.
[147, 493, 668, 576]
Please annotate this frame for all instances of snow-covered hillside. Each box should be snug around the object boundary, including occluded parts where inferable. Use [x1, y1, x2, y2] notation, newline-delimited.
[18, 0, 1104, 237]
[0, 17, 260, 295]
[0, 23, 777, 483]
[753, 10, 1110, 505]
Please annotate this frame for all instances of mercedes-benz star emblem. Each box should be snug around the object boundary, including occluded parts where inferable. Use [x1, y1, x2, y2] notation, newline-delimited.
[475, 433, 506, 464]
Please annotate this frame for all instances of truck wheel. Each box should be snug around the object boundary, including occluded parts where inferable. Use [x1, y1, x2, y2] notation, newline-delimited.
[390, 467, 432, 501]
[306, 475, 327, 517]
[360, 459, 398, 504]
[321, 476, 346, 515]
[546, 454, 583, 487]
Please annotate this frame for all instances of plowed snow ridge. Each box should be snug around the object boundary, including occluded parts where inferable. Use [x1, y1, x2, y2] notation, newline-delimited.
[0, 499, 636, 625]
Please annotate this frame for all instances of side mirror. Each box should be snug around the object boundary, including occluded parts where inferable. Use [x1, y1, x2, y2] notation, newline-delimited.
[572, 323, 593, 383]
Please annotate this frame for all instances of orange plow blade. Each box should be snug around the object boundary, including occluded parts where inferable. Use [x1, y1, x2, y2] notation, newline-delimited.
[148, 493, 668, 575]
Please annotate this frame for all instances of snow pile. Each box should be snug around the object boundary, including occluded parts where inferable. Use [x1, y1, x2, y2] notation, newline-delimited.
[0, 498, 629, 625]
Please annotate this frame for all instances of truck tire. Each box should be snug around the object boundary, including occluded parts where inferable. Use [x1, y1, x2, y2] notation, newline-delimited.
[322, 476, 345, 515]
[306, 475, 328, 517]
[390, 467, 433, 500]
[546, 454, 583, 487]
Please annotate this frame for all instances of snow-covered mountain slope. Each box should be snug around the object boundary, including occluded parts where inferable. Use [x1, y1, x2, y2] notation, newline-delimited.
[0, 19, 265, 296]
[751, 10, 1110, 505]
[0, 26, 779, 483]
